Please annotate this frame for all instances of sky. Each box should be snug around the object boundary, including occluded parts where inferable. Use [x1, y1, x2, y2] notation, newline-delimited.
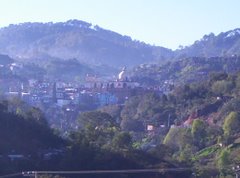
[0, 0, 240, 49]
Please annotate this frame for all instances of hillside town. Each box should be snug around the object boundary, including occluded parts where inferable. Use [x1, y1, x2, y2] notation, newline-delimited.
[3, 66, 171, 105]
[1, 63, 174, 132]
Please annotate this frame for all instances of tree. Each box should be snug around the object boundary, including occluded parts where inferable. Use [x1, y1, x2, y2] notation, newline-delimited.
[163, 127, 192, 151]
[77, 111, 118, 148]
[235, 74, 240, 89]
[216, 149, 230, 173]
[112, 132, 132, 150]
[178, 144, 194, 164]
[219, 99, 240, 117]
[191, 119, 207, 148]
[210, 72, 228, 82]
[78, 111, 116, 130]
[120, 119, 144, 132]
[25, 107, 48, 126]
[120, 96, 140, 121]
[100, 105, 122, 119]
[223, 112, 240, 137]
[211, 80, 234, 95]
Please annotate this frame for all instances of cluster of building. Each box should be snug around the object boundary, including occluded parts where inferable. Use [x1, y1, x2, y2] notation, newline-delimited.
[5, 68, 142, 108]
[1, 61, 174, 108]
[1, 67, 174, 132]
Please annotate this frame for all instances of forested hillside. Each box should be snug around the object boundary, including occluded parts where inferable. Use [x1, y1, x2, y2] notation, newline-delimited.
[0, 20, 173, 68]
[100, 71, 240, 177]
[0, 99, 190, 178]
[2, 66, 240, 177]
[131, 56, 240, 86]
[176, 28, 240, 58]
[1, 21, 240, 71]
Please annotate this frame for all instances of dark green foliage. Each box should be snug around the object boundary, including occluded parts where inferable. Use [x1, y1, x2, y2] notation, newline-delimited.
[77, 111, 119, 148]
[46, 59, 93, 81]
[101, 70, 240, 177]
[177, 144, 194, 164]
[120, 119, 144, 132]
[0, 100, 64, 175]
[191, 119, 207, 148]
[163, 127, 192, 151]
[1, 101, 183, 177]
[120, 93, 176, 132]
[0, 102, 62, 154]
[131, 56, 240, 87]
[223, 112, 240, 137]
[147, 144, 173, 161]
[211, 80, 234, 95]
[193, 145, 220, 161]
[216, 149, 231, 172]
[78, 111, 116, 130]
[210, 72, 228, 82]
[112, 132, 132, 150]
[99, 104, 122, 119]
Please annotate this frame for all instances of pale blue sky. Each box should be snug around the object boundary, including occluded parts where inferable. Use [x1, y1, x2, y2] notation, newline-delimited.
[0, 0, 240, 49]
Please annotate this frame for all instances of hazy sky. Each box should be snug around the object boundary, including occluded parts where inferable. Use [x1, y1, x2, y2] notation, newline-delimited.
[1, 0, 240, 49]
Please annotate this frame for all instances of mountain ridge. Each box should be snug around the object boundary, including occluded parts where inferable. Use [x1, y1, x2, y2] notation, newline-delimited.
[1, 19, 240, 70]
[176, 28, 240, 58]
[0, 20, 173, 68]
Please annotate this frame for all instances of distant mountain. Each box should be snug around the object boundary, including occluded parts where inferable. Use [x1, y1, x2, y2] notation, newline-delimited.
[0, 20, 173, 68]
[130, 28, 240, 86]
[176, 28, 240, 58]
[1, 19, 240, 71]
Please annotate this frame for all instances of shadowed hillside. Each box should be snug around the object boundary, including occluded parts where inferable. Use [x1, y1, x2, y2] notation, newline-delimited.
[0, 20, 173, 68]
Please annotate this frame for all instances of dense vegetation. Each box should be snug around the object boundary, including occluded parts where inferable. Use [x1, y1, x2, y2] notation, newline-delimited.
[0, 54, 117, 82]
[3, 70, 240, 177]
[176, 29, 240, 58]
[2, 56, 240, 177]
[0, 20, 172, 68]
[131, 56, 240, 86]
[1, 21, 240, 71]
[100, 71, 240, 178]
[0, 99, 190, 178]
